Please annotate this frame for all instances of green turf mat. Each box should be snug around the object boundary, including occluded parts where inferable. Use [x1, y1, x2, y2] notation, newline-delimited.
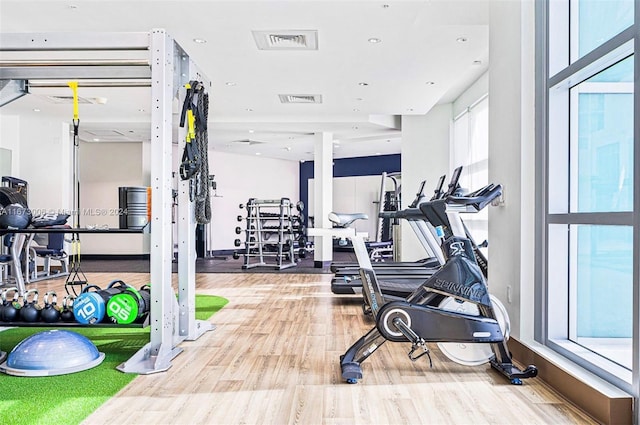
[0, 294, 228, 425]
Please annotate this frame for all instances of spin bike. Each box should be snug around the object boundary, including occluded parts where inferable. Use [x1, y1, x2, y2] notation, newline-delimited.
[340, 183, 538, 385]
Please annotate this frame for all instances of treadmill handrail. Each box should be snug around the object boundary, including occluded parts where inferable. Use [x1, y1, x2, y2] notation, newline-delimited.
[445, 184, 502, 212]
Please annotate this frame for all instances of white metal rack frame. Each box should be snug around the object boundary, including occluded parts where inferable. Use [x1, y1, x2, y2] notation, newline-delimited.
[0, 29, 214, 374]
[239, 198, 297, 270]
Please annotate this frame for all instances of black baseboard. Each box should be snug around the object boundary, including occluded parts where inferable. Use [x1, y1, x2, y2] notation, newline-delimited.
[81, 254, 150, 261]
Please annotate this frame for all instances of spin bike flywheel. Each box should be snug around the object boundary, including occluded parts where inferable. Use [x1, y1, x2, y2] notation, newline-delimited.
[436, 294, 510, 366]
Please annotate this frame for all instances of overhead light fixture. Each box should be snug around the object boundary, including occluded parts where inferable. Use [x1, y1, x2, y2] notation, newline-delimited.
[352, 126, 359, 130]
[356, 97, 364, 101]
[193, 38, 207, 44]
[456, 37, 468, 43]
[425, 81, 435, 85]
[284, 147, 292, 151]
[472, 60, 482, 66]
[255, 152, 262, 156]
[138, 109, 145, 112]
[382, 4, 390, 8]
[353, 108, 360, 112]
[333, 140, 340, 144]
[358, 82, 369, 86]
[246, 108, 253, 112]
[93, 138, 100, 142]
[375, 152, 382, 155]
[407, 108, 414, 112]
[248, 129, 254, 133]
[225, 82, 237, 86]
[368, 38, 382, 44]
[33, 108, 40, 112]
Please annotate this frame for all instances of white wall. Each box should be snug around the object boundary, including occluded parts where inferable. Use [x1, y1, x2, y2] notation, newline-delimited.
[453, 72, 489, 119]
[488, 0, 535, 340]
[0, 115, 21, 176]
[0, 114, 72, 213]
[209, 150, 299, 251]
[308, 175, 386, 239]
[79, 141, 146, 254]
[400, 105, 452, 261]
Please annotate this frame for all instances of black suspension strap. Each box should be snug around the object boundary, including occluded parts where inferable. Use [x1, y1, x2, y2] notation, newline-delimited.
[179, 80, 211, 224]
[65, 81, 88, 296]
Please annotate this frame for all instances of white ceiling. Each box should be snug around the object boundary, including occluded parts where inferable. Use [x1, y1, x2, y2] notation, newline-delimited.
[0, 0, 489, 162]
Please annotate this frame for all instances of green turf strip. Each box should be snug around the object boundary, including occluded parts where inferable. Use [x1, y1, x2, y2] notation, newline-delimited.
[0, 294, 228, 425]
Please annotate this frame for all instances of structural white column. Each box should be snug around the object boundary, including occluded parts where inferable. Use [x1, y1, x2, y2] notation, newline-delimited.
[313, 132, 333, 267]
[488, 0, 534, 341]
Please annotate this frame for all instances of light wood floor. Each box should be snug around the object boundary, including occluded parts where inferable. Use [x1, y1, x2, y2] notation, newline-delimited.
[28, 272, 597, 425]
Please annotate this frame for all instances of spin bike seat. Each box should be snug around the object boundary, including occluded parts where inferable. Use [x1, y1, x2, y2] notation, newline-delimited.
[328, 212, 368, 228]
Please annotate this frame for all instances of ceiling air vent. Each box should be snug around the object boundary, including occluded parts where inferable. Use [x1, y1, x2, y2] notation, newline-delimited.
[252, 30, 318, 50]
[43, 95, 98, 104]
[232, 139, 264, 146]
[279, 94, 322, 104]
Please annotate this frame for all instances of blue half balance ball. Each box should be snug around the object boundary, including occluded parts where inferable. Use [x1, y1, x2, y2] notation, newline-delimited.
[1, 329, 105, 377]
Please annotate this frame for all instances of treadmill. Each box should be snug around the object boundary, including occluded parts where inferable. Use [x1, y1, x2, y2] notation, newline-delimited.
[331, 167, 466, 295]
[331, 174, 491, 300]
[329, 176, 446, 275]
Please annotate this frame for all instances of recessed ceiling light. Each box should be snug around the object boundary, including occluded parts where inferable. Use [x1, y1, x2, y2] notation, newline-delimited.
[33, 108, 40, 112]
[375, 152, 382, 155]
[382, 4, 390, 8]
[352, 126, 359, 130]
[407, 108, 414, 112]
[246, 108, 253, 112]
[138, 109, 145, 112]
[248, 129, 254, 133]
[358, 82, 369, 86]
[334, 145, 340, 149]
[68, 5, 78, 9]
[288, 136, 295, 140]
[356, 98, 364, 101]
[255, 152, 261, 156]
[225, 82, 236, 86]
[193, 38, 207, 44]
[333, 140, 340, 144]
[472, 60, 482, 66]
[368, 38, 382, 44]
[456, 37, 468, 43]
[353, 108, 360, 112]
[93, 138, 100, 142]
[284, 147, 292, 151]
[425, 81, 435, 85]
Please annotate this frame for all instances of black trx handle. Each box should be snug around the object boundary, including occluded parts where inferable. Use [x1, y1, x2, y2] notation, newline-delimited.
[179, 80, 203, 181]
[179, 141, 200, 181]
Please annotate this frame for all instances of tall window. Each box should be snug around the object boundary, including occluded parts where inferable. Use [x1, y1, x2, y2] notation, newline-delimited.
[452, 95, 489, 249]
[540, 0, 636, 392]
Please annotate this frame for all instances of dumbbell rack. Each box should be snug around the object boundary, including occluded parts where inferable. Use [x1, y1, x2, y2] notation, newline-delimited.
[238, 198, 297, 270]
